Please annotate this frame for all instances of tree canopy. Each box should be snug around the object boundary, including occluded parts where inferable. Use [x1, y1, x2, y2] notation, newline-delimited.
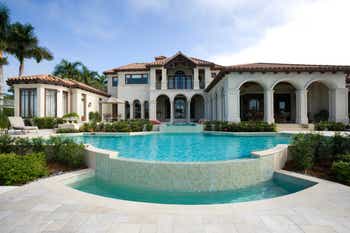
[53, 59, 106, 91]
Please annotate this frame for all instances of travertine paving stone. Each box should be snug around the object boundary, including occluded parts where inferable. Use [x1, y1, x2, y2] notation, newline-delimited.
[0, 169, 349, 233]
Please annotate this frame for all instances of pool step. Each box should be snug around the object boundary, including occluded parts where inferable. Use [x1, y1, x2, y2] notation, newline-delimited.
[159, 123, 204, 133]
[276, 123, 314, 132]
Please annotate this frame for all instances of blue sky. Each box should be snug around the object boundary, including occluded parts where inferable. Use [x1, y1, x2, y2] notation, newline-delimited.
[3, 0, 350, 81]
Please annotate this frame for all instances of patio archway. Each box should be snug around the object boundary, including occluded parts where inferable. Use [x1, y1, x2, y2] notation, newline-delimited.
[240, 82, 264, 121]
[156, 95, 170, 122]
[190, 94, 204, 122]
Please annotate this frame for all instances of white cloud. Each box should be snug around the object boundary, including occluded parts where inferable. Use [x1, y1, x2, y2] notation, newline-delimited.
[211, 0, 350, 65]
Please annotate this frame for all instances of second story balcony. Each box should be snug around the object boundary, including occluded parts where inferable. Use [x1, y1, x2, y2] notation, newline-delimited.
[167, 71, 193, 89]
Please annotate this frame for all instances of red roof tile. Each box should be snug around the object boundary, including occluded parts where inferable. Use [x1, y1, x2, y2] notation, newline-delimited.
[7, 74, 109, 97]
[205, 63, 350, 92]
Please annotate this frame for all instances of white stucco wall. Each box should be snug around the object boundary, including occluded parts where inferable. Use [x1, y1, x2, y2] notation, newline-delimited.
[13, 83, 107, 122]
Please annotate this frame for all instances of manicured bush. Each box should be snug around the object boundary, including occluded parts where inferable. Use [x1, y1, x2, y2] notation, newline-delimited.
[315, 121, 346, 131]
[313, 110, 329, 123]
[46, 137, 85, 168]
[33, 117, 63, 129]
[0, 134, 15, 153]
[63, 112, 79, 123]
[204, 121, 276, 132]
[79, 120, 153, 133]
[332, 133, 350, 155]
[56, 128, 80, 134]
[335, 154, 350, 162]
[289, 134, 321, 171]
[88, 111, 101, 122]
[331, 161, 350, 185]
[0, 153, 48, 185]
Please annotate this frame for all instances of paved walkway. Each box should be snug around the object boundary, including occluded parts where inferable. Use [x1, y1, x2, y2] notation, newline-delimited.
[0, 170, 349, 233]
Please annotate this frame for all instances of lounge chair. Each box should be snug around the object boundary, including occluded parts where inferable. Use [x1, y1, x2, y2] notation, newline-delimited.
[8, 117, 39, 133]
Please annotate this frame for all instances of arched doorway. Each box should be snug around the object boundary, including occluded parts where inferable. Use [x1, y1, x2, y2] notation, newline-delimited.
[125, 101, 130, 119]
[307, 81, 330, 122]
[174, 95, 187, 121]
[190, 94, 204, 122]
[156, 95, 170, 122]
[273, 82, 296, 123]
[133, 100, 141, 119]
[240, 82, 264, 121]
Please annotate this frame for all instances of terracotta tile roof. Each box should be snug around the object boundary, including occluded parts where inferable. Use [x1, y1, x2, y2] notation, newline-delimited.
[103, 51, 222, 74]
[7, 74, 109, 97]
[205, 63, 350, 92]
[104, 63, 149, 74]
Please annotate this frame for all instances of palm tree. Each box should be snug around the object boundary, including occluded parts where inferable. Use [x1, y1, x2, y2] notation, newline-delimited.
[0, 4, 10, 109]
[6, 22, 53, 76]
[53, 59, 82, 80]
[80, 65, 98, 85]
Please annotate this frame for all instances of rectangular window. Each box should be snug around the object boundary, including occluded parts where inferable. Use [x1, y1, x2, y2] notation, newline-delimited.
[62, 91, 69, 115]
[112, 77, 118, 86]
[20, 88, 37, 118]
[125, 73, 148, 84]
[45, 89, 57, 117]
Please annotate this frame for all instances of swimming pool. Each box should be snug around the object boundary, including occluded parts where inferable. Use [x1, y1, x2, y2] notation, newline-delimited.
[69, 172, 316, 205]
[70, 133, 291, 162]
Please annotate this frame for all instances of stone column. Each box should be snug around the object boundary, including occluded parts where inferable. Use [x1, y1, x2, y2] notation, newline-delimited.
[149, 68, 156, 90]
[193, 67, 199, 90]
[118, 103, 125, 120]
[264, 89, 275, 123]
[161, 68, 167, 90]
[204, 67, 211, 88]
[141, 101, 144, 119]
[149, 100, 156, 121]
[14, 86, 20, 116]
[227, 89, 240, 122]
[187, 100, 191, 122]
[56, 90, 63, 117]
[170, 99, 174, 123]
[129, 103, 134, 119]
[217, 94, 222, 121]
[331, 88, 349, 123]
[296, 89, 308, 124]
[37, 86, 45, 117]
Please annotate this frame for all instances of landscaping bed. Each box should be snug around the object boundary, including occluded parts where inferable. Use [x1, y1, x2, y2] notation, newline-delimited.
[0, 135, 86, 185]
[285, 133, 350, 186]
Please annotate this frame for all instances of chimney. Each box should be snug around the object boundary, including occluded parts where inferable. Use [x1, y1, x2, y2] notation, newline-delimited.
[155, 56, 166, 61]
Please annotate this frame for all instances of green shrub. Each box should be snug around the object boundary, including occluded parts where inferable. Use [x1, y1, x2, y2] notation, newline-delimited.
[0, 135, 15, 153]
[47, 137, 85, 168]
[79, 120, 153, 133]
[88, 112, 101, 122]
[332, 133, 350, 155]
[315, 121, 346, 131]
[33, 117, 62, 129]
[289, 134, 321, 171]
[204, 121, 276, 132]
[331, 161, 350, 184]
[56, 128, 80, 134]
[336, 154, 350, 162]
[0, 153, 48, 185]
[63, 112, 79, 118]
[313, 110, 329, 123]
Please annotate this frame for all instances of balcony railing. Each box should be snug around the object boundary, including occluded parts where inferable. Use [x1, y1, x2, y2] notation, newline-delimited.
[167, 75, 193, 89]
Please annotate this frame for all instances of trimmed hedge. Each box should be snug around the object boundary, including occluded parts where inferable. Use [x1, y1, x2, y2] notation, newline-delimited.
[79, 120, 153, 132]
[315, 121, 346, 131]
[33, 117, 64, 129]
[331, 161, 350, 185]
[0, 135, 86, 169]
[0, 153, 48, 185]
[56, 128, 80, 134]
[204, 121, 276, 132]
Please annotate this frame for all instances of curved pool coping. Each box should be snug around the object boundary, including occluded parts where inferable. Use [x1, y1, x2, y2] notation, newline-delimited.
[80, 132, 291, 192]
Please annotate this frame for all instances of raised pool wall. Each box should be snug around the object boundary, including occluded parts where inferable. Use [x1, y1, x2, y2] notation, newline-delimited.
[84, 133, 289, 192]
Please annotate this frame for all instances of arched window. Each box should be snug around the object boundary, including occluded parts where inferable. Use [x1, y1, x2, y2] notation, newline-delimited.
[144, 101, 149, 119]
[133, 100, 141, 119]
[125, 101, 130, 119]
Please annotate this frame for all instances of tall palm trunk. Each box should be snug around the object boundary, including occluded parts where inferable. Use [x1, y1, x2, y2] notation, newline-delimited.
[0, 50, 4, 109]
[18, 59, 24, 77]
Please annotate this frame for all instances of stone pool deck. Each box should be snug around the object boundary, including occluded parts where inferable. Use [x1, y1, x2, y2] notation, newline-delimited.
[0, 170, 349, 233]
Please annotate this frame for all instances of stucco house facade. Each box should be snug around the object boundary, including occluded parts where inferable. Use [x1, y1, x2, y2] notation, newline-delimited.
[104, 52, 350, 124]
[7, 74, 109, 122]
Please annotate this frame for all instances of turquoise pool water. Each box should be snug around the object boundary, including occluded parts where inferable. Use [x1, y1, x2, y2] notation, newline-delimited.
[70, 133, 291, 162]
[69, 173, 315, 204]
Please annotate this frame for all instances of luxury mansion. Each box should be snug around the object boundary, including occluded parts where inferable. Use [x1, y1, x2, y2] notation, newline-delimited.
[104, 52, 350, 124]
[7, 51, 350, 124]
